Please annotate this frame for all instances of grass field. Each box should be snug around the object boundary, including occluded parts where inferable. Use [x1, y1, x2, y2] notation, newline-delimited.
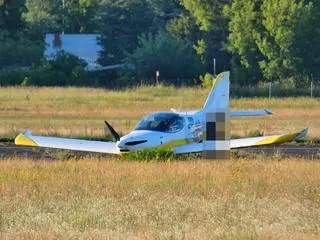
[1, 157, 320, 239]
[0, 86, 319, 239]
[0, 86, 319, 140]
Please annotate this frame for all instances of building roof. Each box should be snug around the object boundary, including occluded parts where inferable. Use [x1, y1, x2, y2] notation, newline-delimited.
[45, 34, 103, 71]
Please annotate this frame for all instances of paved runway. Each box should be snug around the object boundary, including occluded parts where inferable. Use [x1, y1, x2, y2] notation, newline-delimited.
[244, 144, 320, 158]
[1, 143, 319, 160]
[0, 143, 109, 160]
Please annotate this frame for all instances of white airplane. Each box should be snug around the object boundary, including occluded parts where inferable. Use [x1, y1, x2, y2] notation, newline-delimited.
[15, 72, 308, 155]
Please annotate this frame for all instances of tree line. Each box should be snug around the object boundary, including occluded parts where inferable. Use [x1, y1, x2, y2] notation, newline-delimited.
[0, 0, 319, 87]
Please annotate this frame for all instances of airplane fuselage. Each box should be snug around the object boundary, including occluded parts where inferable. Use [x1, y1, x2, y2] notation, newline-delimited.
[14, 71, 306, 155]
[116, 111, 202, 152]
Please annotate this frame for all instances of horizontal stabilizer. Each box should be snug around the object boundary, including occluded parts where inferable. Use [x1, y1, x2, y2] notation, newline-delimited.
[15, 131, 120, 154]
[171, 109, 272, 117]
[230, 109, 272, 117]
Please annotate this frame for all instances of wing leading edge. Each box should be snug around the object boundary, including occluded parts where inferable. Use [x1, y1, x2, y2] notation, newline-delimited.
[15, 130, 120, 154]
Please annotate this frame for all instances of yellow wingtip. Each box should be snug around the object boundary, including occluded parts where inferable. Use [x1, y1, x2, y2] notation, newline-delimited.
[15, 133, 37, 147]
[256, 129, 308, 146]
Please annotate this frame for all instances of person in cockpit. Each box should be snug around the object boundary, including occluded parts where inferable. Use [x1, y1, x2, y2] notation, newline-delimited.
[135, 113, 184, 133]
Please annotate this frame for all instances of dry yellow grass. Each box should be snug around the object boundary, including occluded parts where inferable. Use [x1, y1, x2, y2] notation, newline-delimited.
[0, 86, 319, 139]
[0, 157, 319, 239]
[0, 87, 319, 239]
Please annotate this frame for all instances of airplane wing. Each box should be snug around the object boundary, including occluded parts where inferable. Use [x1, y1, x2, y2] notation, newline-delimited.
[174, 129, 308, 154]
[15, 128, 308, 155]
[230, 128, 308, 149]
[15, 130, 120, 154]
[230, 109, 272, 117]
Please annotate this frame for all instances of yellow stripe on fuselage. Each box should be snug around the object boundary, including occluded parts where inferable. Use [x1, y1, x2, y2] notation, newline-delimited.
[160, 139, 188, 150]
[15, 134, 38, 147]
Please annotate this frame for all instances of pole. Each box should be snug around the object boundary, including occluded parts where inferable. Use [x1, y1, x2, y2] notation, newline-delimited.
[213, 58, 216, 77]
[62, 0, 65, 34]
[156, 71, 160, 85]
[269, 82, 272, 99]
[311, 74, 314, 98]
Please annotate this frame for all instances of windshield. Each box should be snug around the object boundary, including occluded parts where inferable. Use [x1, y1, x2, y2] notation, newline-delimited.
[135, 113, 184, 133]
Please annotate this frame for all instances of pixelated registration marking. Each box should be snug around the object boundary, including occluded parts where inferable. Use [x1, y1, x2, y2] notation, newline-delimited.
[202, 112, 230, 159]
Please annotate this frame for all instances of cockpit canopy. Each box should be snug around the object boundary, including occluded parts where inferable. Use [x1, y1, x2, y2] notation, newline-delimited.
[135, 112, 184, 133]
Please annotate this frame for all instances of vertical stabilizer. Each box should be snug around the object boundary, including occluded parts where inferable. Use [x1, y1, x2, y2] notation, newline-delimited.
[202, 72, 230, 159]
[203, 71, 230, 111]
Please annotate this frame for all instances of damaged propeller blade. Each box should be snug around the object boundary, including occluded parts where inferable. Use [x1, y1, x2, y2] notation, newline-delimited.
[104, 121, 120, 142]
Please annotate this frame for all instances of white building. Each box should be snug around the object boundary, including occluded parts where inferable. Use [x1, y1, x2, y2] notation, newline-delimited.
[45, 34, 105, 71]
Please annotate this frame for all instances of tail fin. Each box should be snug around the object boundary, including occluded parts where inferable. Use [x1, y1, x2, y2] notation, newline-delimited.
[202, 71, 230, 112]
[201, 72, 230, 159]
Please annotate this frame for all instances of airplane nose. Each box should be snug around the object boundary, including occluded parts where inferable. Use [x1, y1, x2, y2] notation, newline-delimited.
[117, 139, 149, 152]
[116, 141, 130, 153]
[116, 140, 126, 149]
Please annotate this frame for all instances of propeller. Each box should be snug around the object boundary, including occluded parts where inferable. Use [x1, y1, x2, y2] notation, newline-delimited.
[104, 121, 120, 142]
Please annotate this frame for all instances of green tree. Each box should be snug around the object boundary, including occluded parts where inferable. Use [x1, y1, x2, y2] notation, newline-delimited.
[224, 0, 264, 84]
[147, 0, 181, 29]
[0, 0, 26, 34]
[292, 1, 320, 83]
[24, 0, 60, 38]
[257, 0, 312, 82]
[24, 0, 101, 36]
[0, 32, 43, 67]
[98, 0, 155, 65]
[226, 0, 316, 86]
[167, 12, 199, 42]
[179, 0, 232, 71]
[125, 31, 203, 84]
[0, 0, 44, 68]
[62, 0, 101, 33]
